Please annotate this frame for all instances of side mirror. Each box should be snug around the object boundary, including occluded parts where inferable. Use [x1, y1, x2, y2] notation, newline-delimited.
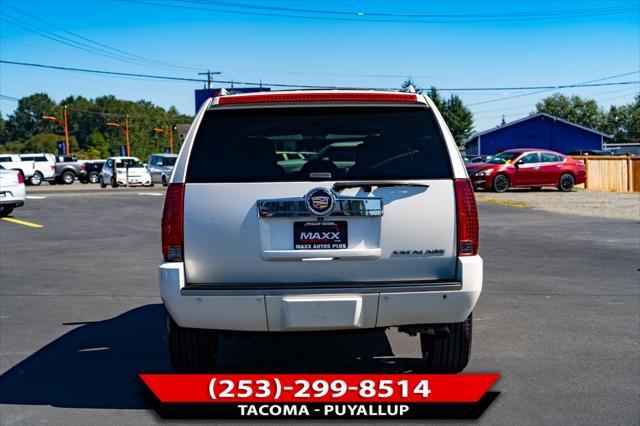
[515, 160, 524, 167]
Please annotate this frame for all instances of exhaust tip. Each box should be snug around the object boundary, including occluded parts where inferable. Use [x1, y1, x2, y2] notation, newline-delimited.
[434, 325, 450, 340]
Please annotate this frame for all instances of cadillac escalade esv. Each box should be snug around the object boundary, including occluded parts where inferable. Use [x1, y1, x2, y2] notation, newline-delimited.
[160, 91, 482, 372]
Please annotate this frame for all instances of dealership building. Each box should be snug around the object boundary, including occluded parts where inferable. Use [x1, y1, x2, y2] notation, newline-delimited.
[465, 113, 612, 156]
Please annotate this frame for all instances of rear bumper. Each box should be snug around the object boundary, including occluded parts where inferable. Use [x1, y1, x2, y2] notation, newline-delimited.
[0, 185, 26, 206]
[159, 256, 482, 332]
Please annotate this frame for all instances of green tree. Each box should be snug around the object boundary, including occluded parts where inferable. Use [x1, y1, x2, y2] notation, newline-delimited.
[426, 86, 446, 112]
[0, 115, 6, 144]
[401, 78, 423, 94]
[443, 94, 474, 144]
[535, 94, 606, 130]
[4, 93, 58, 141]
[605, 95, 640, 144]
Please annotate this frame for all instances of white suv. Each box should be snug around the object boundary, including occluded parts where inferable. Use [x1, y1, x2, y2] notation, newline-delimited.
[160, 91, 482, 373]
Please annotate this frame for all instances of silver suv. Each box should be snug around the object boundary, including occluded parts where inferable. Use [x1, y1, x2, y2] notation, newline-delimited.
[160, 91, 482, 373]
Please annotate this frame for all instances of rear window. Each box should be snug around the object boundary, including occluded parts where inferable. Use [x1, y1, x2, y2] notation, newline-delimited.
[187, 106, 452, 182]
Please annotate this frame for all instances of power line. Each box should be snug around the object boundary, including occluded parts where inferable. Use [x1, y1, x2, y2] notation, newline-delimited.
[472, 87, 640, 116]
[121, 0, 635, 23]
[2, 4, 202, 72]
[467, 71, 640, 106]
[1, 60, 639, 92]
[186, 0, 635, 19]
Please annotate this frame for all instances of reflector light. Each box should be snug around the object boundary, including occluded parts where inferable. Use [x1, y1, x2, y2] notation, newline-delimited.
[162, 183, 185, 262]
[16, 172, 24, 184]
[454, 178, 479, 256]
[218, 92, 418, 105]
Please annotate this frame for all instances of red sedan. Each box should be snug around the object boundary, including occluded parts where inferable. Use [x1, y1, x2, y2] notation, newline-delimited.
[466, 149, 586, 192]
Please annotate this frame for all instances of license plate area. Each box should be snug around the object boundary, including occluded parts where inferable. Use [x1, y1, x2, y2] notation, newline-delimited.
[294, 221, 348, 250]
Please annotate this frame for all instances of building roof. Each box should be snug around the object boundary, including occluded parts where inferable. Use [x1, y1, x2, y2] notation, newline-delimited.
[467, 113, 612, 143]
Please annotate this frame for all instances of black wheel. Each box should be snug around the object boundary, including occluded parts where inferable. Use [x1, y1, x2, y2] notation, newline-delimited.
[492, 174, 509, 193]
[29, 172, 43, 186]
[420, 314, 472, 373]
[99, 176, 107, 188]
[111, 177, 119, 188]
[162, 175, 168, 187]
[88, 171, 100, 184]
[0, 206, 14, 217]
[558, 173, 575, 192]
[62, 171, 75, 185]
[168, 315, 218, 372]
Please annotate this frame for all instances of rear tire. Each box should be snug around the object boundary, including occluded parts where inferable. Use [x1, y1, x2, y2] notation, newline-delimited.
[420, 314, 472, 373]
[29, 172, 43, 186]
[62, 171, 75, 185]
[88, 171, 100, 184]
[168, 316, 218, 373]
[492, 174, 509, 193]
[0, 206, 14, 217]
[111, 177, 119, 188]
[558, 173, 575, 192]
[162, 175, 168, 187]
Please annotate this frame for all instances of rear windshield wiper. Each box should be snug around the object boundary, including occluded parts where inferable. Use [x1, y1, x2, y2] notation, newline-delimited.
[333, 181, 430, 192]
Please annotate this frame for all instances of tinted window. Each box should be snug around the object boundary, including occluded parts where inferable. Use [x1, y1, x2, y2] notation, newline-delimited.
[162, 156, 176, 166]
[487, 152, 519, 164]
[0, 157, 10, 163]
[541, 152, 563, 162]
[519, 153, 539, 164]
[187, 106, 452, 182]
[116, 159, 143, 168]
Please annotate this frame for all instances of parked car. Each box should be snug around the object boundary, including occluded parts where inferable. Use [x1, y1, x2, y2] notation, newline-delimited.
[100, 156, 152, 187]
[276, 151, 308, 173]
[80, 160, 105, 184]
[52, 155, 86, 185]
[0, 165, 25, 217]
[147, 153, 177, 186]
[160, 90, 481, 373]
[0, 154, 36, 182]
[19, 153, 56, 185]
[466, 155, 491, 164]
[466, 148, 586, 192]
[308, 141, 363, 171]
[567, 149, 614, 156]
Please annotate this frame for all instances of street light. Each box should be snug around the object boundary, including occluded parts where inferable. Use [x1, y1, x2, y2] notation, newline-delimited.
[105, 116, 130, 156]
[153, 125, 174, 153]
[41, 105, 70, 155]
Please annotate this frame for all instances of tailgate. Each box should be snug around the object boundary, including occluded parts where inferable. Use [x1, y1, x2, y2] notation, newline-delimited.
[183, 180, 456, 285]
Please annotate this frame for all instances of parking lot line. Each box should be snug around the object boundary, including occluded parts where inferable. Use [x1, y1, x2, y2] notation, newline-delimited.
[0, 217, 44, 228]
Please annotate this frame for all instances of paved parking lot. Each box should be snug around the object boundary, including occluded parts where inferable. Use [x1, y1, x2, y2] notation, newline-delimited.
[0, 188, 638, 425]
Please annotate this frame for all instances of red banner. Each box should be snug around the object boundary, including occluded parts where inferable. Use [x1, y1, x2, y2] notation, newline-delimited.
[140, 374, 499, 403]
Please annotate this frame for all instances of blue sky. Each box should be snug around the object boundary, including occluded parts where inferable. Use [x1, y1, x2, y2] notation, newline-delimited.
[1, 0, 638, 131]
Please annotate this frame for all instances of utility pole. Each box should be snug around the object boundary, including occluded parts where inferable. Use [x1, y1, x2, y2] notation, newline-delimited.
[63, 105, 70, 155]
[169, 125, 174, 154]
[125, 115, 130, 156]
[198, 70, 221, 89]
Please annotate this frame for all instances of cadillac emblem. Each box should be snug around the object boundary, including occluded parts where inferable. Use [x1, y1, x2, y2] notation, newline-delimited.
[305, 188, 336, 216]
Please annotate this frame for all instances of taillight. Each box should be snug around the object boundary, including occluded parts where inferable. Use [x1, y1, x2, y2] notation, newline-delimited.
[162, 183, 185, 262]
[454, 178, 479, 256]
[17, 172, 24, 184]
[80, 164, 86, 171]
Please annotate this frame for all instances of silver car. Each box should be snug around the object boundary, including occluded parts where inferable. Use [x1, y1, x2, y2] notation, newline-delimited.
[147, 153, 177, 186]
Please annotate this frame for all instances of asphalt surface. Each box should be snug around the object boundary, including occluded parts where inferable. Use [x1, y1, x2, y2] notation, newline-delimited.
[0, 188, 638, 425]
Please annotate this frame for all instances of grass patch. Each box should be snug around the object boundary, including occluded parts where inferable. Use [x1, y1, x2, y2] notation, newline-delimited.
[481, 198, 532, 208]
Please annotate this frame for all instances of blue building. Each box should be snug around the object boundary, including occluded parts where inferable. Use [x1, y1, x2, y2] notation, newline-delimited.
[465, 113, 611, 156]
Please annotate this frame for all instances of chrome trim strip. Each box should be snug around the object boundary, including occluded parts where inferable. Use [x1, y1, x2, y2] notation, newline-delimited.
[257, 196, 383, 218]
[181, 282, 462, 296]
